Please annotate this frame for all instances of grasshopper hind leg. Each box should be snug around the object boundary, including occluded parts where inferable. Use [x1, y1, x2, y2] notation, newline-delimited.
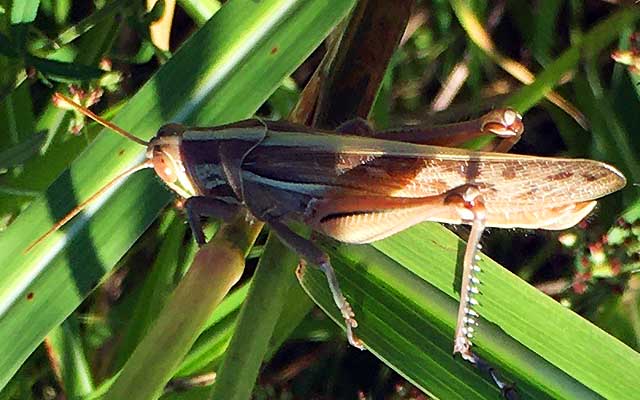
[266, 219, 364, 350]
[442, 185, 487, 361]
[446, 186, 518, 397]
[453, 209, 486, 362]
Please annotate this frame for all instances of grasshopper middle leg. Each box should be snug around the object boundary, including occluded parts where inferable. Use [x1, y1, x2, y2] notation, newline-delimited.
[266, 219, 364, 350]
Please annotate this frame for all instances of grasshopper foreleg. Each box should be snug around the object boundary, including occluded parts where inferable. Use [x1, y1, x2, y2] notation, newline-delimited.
[266, 219, 364, 350]
[184, 196, 242, 245]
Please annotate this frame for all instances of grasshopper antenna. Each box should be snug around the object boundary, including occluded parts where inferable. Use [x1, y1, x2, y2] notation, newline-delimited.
[52, 92, 149, 146]
[24, 160, 153, 253]
[25, 93, 153, 253]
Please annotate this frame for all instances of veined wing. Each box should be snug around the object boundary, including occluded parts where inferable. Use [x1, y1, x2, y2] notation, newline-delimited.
[243, 130, 626, 211]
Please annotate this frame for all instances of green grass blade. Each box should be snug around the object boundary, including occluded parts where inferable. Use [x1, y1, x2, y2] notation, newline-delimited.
[208, 233, 300, 399]
[177, 0, 220, 26]
[111, 210, 188, 371]
[104, 215, 261, 400]
[171, 278, 313, 379]
[11, 0, 40, 24]
[0, 131, 45, 169]
[298, 224, 640, 399]
[46, 316, 94, 398]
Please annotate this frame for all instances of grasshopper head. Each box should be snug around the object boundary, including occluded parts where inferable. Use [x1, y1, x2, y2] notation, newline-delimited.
[147, 123, 198, 198]
[27, 94, 201, 254]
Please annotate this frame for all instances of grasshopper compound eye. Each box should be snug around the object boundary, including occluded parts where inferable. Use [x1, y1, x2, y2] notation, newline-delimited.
[147, 129, 184, 186]
[146, 128, 197, 199]
[150, 124, 188, 184]
[152, 149, 178, 184]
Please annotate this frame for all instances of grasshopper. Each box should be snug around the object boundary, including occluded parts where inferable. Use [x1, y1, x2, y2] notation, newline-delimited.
[30, 93, 626, 366]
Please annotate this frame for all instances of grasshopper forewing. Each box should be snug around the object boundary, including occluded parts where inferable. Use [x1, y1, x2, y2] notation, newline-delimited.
[31, 94, 626, 366]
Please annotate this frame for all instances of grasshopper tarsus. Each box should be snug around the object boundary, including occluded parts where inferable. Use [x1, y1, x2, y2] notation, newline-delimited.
[318, 259, 365, 349]
[471, 108, 524, 152]
[297, 258, 365, 350]
[473, 353, 519, 399]
[268, 218, 364, 349]
[479, 108, 523, 138]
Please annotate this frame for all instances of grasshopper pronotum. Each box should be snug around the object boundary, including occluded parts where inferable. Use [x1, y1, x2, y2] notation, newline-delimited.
[30, 93, 626, 368]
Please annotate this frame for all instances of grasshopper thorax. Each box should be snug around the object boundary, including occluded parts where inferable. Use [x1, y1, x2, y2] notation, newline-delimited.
[147, 123, 198, 199]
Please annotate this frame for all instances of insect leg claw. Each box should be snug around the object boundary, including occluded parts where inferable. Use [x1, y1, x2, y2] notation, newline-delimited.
[318, 259, 365, 350]
[480, 108, 524, 138]
[453, 336, 475, 363]
[348, 330, 365, 350]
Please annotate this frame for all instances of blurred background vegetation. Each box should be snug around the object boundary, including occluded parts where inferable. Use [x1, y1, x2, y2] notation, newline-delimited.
[0, 0, 639, 399]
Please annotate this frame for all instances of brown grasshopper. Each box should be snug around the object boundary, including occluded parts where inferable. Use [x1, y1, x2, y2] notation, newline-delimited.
[30, 93, 626, 365]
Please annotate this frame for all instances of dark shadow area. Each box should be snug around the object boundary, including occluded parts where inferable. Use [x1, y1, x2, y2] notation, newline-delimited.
[454, 232, 466, 293]
[44, 169, 105, 295]
[42, 168, 172, 298]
